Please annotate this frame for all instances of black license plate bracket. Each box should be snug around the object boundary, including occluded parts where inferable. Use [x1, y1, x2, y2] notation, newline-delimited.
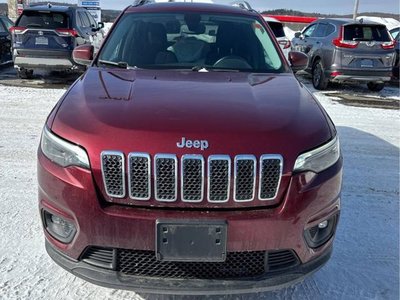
[156, 220, 227, 262]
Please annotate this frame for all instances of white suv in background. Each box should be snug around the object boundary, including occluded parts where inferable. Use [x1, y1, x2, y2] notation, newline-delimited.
[263, 16, 291, 60]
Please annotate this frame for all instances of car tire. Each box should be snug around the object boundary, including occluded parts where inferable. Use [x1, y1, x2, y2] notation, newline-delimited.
[367, 82, 385, 92]
[18, 69, 34, 79]
[312, 60, 329, 90]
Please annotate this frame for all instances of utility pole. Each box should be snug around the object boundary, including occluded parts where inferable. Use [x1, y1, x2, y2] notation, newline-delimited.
[353, 0, 360, 19]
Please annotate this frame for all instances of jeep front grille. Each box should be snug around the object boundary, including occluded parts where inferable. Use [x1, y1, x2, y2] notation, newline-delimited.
[101, 151, 125, 198]
[128, 153, 151, 200]
[154, 154, 178, 202]
[208, 156, 230, 202]
[101, 153, 283, 203]
[181, 155, 204, 202]
[234, 155, 256, 202]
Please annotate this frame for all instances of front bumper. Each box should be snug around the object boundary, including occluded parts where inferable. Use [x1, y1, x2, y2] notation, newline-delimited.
[46, 240, 333, 295]
[38, 149, 342, 293]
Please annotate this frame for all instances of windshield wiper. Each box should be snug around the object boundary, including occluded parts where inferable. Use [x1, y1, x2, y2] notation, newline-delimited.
[192, 66, 209, 72]
[192, 66, 242, 72]
[98, 60, 138, 69]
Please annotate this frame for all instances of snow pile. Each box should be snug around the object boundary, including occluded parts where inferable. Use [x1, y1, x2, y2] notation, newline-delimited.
[284, 26, 296, 40]
[103, 22, 113, 36]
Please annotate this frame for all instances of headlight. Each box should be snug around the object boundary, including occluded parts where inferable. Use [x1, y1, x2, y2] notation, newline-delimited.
[293, 136, 340, 173]
[40, 126, 90, 169]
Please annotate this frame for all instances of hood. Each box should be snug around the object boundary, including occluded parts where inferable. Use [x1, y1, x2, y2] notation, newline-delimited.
[50, 68, 333, 208]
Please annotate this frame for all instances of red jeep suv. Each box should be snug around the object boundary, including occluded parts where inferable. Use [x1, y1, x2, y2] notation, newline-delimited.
[38, 1, 342, 295]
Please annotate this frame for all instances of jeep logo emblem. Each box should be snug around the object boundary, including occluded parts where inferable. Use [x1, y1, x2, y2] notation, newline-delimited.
[177, 137, 209, 151]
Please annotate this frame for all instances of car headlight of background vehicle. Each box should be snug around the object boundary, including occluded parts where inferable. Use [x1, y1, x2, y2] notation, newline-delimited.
[294, 136, 340, 173]
[41, 126, 90, 169]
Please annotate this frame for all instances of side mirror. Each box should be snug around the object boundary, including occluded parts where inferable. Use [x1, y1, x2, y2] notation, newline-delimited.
[294, 32, 302, 38]
[72, 44, 94, 66]
[288, 51, 308, 72]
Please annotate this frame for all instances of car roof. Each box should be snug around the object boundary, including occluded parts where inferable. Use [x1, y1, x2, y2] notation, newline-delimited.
[317, 18, 385, 26]
[23, 5, 78, 13]
[125, 2, 259, 17]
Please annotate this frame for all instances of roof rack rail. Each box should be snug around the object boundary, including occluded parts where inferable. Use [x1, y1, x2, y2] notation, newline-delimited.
[132, 0, 155, 7]
[230, 1, 253, 11]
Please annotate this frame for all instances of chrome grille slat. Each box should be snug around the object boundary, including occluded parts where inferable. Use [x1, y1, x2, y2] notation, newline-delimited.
[128, 153, 151, 201]
[181, 155, 204, 202]
[101, 152, 283, 203]
[208, 155, 231, 203]
[259, 155, 283, 200]
[154, 154, 178, 202]
[101, 151, 125, 198]
[234, 155, 256, 202]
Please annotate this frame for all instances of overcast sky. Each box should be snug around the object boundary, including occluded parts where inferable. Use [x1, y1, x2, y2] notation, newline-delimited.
[102, 0, 398, 14]
[1, 0, 398, 14]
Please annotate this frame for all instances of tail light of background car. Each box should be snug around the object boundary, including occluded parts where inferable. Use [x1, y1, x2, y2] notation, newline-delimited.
[9, 26, 27, 34]
[332, 26, 359, 49]
[56, 28, 79, 37]
[381, 40, 396, 50]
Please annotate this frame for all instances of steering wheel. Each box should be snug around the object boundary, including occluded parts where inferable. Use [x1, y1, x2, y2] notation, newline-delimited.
[213, 55, 252, 69]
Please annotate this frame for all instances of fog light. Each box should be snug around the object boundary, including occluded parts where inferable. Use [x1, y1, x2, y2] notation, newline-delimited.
[318, 220, 328, 229]
[304, 214, 338, 249]
[43, 210, 76, 243]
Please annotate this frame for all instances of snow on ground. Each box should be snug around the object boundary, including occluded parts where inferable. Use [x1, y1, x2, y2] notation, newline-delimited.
[0, 81, 398, 299]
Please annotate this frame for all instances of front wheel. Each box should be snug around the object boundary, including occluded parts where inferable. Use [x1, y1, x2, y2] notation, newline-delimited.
[312, 60, 329, 90]
[367, 82, 385, 92]
[17, 69, 34, 79]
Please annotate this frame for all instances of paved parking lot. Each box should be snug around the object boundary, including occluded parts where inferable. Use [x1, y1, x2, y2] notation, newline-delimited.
[0, 71, 398, 299]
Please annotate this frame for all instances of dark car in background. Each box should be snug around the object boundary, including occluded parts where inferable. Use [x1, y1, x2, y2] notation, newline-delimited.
[292, 18, 396, 91]
[0, 15, 13, 64]
[11, 4, 104, 78]
[389, 27, 399, 79]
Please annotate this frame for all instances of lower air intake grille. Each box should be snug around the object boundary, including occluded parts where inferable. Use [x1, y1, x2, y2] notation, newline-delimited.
[267, 250, 299, 272]
[81, 247, 300, 279]
[81, 246, 115, 269]
[117, 249, 265, 279]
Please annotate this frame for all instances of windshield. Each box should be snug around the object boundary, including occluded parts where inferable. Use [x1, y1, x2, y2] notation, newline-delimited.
[98, 12, 285, 72]
[344, 24, 392, 42]
[267, 21, 285, 38]
[17, 11, 69, 29]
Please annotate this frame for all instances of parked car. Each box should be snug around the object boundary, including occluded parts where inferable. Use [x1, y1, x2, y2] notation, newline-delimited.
[10, 4, 104, 79]
[292, 18, 396, 91]
[390, 27, 399, 79]
[263, 16, 291, 59]
[38, 0, 342, 294]
[0, 15, 13, 64]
